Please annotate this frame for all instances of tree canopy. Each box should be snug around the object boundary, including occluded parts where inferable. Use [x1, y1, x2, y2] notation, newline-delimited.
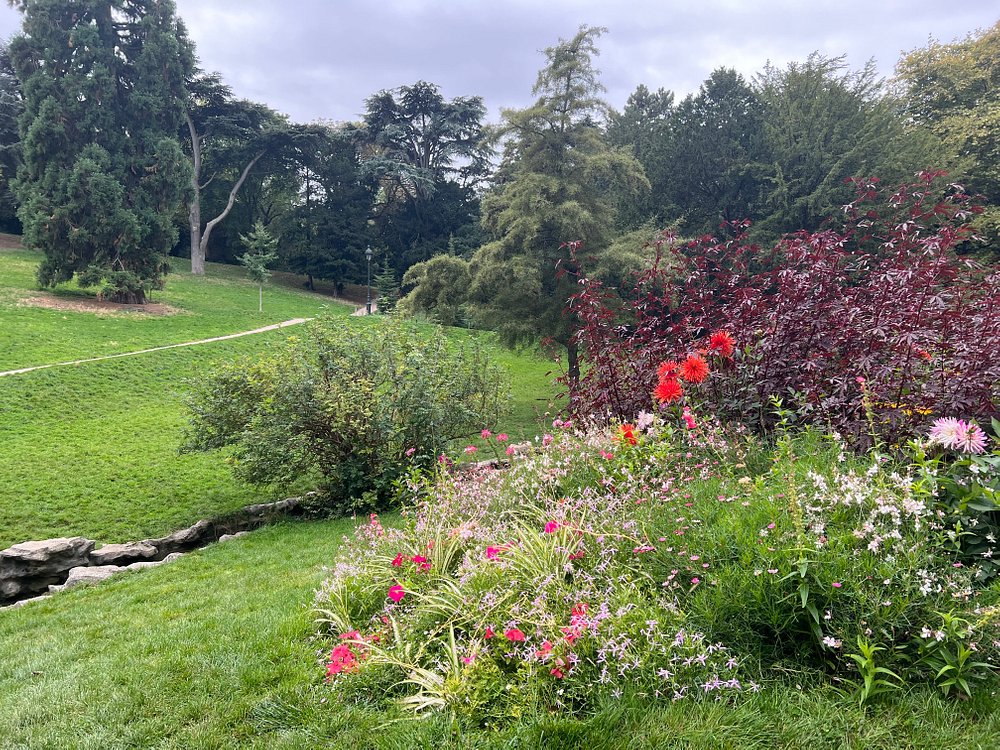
[896, 22, 1000, 253]
[9, 0, 194, 302]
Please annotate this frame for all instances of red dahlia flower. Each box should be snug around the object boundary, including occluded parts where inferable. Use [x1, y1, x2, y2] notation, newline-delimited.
[654, 378, 683, 403]
[708, 330, 735, 357]
[680, 354, 709, 383]
[657, 360, 680, 379]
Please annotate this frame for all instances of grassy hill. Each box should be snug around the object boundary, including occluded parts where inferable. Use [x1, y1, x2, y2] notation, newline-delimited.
[0, 245, 555, 548]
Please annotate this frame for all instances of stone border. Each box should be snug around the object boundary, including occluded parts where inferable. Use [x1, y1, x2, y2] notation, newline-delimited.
[0, 495, 310, 609]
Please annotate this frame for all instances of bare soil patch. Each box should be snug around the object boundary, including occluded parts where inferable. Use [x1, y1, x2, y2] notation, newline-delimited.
[19, 292, 181, 317]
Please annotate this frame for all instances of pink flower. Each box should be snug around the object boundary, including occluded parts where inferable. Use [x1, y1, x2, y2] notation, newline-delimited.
[505, 445, 516, 456]
[543, 520, 561, 534]
[928, 418, 988, 454]
[536, 640, 553, 658]
[462, 653, 476, 665]
[504, 628, 526, 642]
[955, 421, 988, 454]
[542, 433, 554, 447]
[391, 553, 404, 568]
[600, 450, 614, 461]
[484, 626, 495, 639]
[496, 433, 509, 442]
[405, 447, 416, 457]
[326, 644, 359, 677]
[388, 584, 405, 603]
[832, 582, 842, 588]
[691, 577, 700, 585]
[486, 546, 501, 560]
[465, 445, 478, 455]
[481, 429, 492, 439]
[411, 555, 431, 571]
[682, 408, 697, 430]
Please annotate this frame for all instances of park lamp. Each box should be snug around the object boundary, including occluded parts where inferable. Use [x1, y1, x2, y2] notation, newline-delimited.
[365, 245, 373, 315]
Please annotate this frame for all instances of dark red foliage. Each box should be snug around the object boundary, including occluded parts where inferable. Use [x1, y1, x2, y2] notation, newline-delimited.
[563, 171, 1000, 448]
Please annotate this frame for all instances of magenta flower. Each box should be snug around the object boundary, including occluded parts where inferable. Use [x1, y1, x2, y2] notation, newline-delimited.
[496, 433, 509, 442]
[388, 584, 405, 603]
[481, 429, 492, 439]
[465, 445, 478, 455]
[486, 546, 501, 560]
[504, 628, 526, 642]
[391, 553, 404, 568]
[543, 520, 560, 534]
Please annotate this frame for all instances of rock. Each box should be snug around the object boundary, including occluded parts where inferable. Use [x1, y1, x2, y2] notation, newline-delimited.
[124, 560, 163, 571]
[2, 593, 52, 609]
[144, 520, 214, 557]
[62, 565, 121, 589]
[89, 541, 158, 566]
[0, 537, 95, 601]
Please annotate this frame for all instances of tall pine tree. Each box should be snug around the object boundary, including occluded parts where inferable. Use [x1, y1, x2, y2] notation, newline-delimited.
[9, 0, 193, 303]
[467, 25, 647, 384]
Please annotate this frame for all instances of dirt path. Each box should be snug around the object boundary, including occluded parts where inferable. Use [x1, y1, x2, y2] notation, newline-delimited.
[0, 318, 312, 378]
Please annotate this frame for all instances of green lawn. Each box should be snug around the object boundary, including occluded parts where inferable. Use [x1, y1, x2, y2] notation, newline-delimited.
[0, 245, 354, 372]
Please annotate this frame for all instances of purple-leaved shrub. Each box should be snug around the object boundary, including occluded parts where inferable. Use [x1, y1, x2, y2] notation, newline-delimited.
[564, 171, 1000, 449]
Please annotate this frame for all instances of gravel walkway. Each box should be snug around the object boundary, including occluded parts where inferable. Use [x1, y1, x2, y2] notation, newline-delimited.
[0, 317, 312, 378]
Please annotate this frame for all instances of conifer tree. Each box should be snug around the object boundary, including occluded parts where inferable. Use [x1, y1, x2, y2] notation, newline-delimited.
[9, 0, 193, 303]
[466, 25, 647, 384]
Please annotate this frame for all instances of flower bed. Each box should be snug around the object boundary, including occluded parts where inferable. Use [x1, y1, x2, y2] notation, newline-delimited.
[315, 415, 1000, 722]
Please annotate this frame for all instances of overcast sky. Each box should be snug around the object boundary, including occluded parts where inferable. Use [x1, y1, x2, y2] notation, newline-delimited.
[0, 1, 996, 125]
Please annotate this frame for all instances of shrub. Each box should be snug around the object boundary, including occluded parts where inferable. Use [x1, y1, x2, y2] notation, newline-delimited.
[182, 316, 508, 513]
[314, 413, 999, 723]
[565, 171, 1000, 448]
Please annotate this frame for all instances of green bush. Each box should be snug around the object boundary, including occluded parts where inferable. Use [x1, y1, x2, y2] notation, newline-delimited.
[182, 316, 508, 513]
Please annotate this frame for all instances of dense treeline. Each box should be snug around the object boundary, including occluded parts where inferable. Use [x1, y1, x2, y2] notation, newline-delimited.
[0, 4, 997, 307]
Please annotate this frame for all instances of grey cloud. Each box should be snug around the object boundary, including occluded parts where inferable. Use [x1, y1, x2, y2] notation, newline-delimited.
[0, 1, 996, 124]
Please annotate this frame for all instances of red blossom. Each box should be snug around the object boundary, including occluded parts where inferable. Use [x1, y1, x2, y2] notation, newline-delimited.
[616, 423, 638, 446]
[679, 354, 710, 383]
[504, 628, 526, 642]
[708, 330, 735, 357]
[654, 378, 683, 403]
[391, 553, 404, 567]
[657, 360, 680, 379]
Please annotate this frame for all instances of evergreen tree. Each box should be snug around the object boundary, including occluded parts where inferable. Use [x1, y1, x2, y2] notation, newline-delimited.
[606, 84, 675, 229]
[466, 26, 647, 384]
[9, 0, 193, 303]
[361, 81, 489, 274]
[237, 220, 277, 312]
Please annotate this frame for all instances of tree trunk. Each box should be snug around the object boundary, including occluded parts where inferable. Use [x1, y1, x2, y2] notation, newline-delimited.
[185, 113, 205, 275]
[108, 289, 146, 305]
[566, 339, 581, 395]
[199, 151, 265, 262]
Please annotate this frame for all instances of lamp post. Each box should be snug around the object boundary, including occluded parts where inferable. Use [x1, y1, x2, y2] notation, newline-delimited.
[365, 245, 373, 315]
